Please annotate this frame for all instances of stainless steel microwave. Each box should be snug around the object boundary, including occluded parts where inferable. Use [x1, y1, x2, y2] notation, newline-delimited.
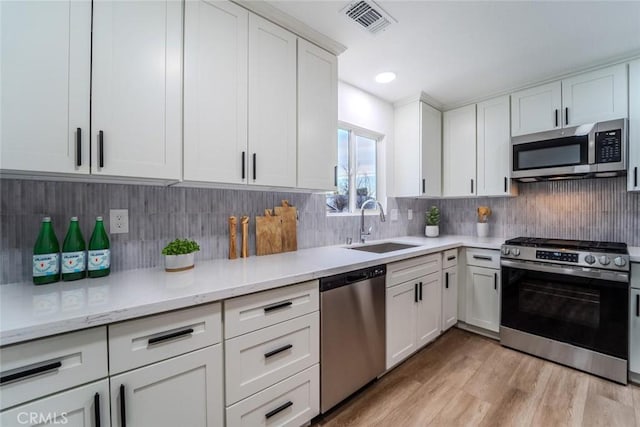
[511, 119, 627, 181]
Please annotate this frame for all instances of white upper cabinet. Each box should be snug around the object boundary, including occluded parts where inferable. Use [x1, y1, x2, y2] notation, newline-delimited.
[248, 14, 297, 187]
[92, 0, 182, 180]
[297, 39, 338, 191]
[0, 0, 91, 174]
[510, 81, 562, 136]
[394, 101, 442, 197]
[443, 104, 477, 197]
[562, 64, 627, 127]
[629, 59, 640, 192]
[183, 0, 248, 184]
[477, 95, 514, 196]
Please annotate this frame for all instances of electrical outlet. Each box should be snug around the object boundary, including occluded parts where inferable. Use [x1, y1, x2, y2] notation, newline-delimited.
[408, 209, 413, 220]
[110, 209, 129, 234]
[390, 209, 399, 221]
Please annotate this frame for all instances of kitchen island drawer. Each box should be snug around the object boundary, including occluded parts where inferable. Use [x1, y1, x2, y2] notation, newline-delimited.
[0, 327, 107, 410]
[109, 302, 221, 374]
[226, 364, 319, 427]
[443, 249, 458, 269]
[466, 248, 500, 269]
[387, 253, 441, 288]
[225, 312, 319, 405]
[225, 280, 318, 338]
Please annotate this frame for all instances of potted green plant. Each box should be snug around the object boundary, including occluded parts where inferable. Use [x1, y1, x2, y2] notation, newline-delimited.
[425, 206, 440, 237]
[162, 238, 200, 272]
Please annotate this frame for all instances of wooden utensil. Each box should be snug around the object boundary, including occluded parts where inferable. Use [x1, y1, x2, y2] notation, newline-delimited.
[274, 200, 297, 252]
[255, 209, 283, 256]
[228, 216, 237, 259]
[241, 216, 249, 258]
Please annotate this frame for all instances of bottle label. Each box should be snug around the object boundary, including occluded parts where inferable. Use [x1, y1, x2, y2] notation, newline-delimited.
[62, 251, 86, 274]
[33, 254, 60, 277]
[88, 249, 110, 271]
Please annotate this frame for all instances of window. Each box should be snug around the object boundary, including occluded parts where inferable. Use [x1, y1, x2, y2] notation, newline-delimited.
[327, 125, 381, 213]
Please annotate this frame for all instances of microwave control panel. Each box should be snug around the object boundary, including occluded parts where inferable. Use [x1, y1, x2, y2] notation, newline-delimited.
[536, 250, 579, 263]
[596, 129, 622, 163]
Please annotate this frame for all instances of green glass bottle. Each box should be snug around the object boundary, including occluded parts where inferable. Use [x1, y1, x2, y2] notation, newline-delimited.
[61, 217, 86, 281]
[33, 217, 60, 285]
[88, 216, 110, 278]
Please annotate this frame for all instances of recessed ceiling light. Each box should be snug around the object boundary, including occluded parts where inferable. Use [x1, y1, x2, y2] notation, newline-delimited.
[375, 72, 396, 83]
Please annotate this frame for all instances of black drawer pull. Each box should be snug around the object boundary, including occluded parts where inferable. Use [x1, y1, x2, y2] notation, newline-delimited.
[0, 360, 62, 384]
[473, 255, 492, 261]
[264, 301, 292, 313]
[447, 255, 456, 261]
[76, 127, 82, 167]
[555, 109, 558, 127]
[414, 283, 418, 303]
[148, 328, 194, 345]
[636, 294, 639, 317]
[120, 384, 126, 427]
[265, 401, 293, 419]
[445, 272, 449, 289]
[264, 344, 293, 359]
[494, 273, 498, 290]
[565, 107, 569, 125]
[242, 151, 246, 180]
[94, 392, 101, 427]
[419, 282, 423, 301]
[98, 130, 104, 168]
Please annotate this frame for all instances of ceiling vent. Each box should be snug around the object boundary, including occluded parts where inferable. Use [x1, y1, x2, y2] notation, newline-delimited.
[341, 0, 396, 35]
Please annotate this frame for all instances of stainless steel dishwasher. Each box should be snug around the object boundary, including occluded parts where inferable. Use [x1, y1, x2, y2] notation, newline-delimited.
[320, 265, 386, 413]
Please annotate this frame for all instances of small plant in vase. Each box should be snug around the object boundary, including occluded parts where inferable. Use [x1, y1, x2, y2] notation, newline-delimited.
[162, 238, 200, 272]
[477, 206, 492, 238]
[425, 206, 440, 237]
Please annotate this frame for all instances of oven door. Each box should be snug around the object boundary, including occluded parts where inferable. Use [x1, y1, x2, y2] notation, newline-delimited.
[501, 260, 628, 359]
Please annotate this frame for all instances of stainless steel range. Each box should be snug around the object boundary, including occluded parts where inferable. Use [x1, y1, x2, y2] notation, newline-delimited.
[500, 237, 630, 384]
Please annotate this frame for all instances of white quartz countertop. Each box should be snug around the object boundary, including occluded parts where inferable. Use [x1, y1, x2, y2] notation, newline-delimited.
[0, 235, 504, 346]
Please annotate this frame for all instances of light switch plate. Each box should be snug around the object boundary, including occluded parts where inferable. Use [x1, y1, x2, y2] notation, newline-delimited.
[408, 209, 413, 220]
[110, 209, 129, 234]
[390, 209, 398, 221]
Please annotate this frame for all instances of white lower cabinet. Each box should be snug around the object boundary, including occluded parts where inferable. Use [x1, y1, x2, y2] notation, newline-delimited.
[416, 273, 442, 347]
[630, 287, 640, 375]
[0, 379, 110, 427]
[110, 344, 223, 427]
[466, 265, 501, 333]
[386, 281, 419, 367]
[442, 265, 458, 331]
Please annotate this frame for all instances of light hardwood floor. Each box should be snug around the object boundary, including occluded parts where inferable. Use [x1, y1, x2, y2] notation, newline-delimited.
[313, 328, 640, 427]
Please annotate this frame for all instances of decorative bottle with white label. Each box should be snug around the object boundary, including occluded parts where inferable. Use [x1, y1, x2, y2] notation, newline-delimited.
[88, 216, 110, 278]
[61, 217, 86, 281]
[33, 217, 60, 285]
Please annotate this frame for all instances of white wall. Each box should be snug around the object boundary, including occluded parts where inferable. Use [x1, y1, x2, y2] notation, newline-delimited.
[338, 81, 395, 204]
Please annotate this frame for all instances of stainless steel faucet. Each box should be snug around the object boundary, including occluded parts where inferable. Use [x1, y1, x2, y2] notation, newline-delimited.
[360, 199, 386, 243]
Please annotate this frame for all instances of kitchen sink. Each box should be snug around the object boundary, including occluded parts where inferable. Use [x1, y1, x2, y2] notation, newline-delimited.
[348, 242, 420, 253]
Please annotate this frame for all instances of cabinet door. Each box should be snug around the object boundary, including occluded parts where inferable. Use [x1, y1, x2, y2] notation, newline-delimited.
[629, 59, 640, 192]
[466, 266, 500, 333]
[0, 0, 90, 174]
[0, 379, 109, 427]
[92, 0, 182, 180]
[443, 104, 476, 197]
[386, 282, 417, 369]
[297, 39, 338, 190]
[183, 0, 248, 184]
[416, 273, 442, 348]
[111, 345, 223, 427]
[248, 14, 297, 187]
[393, 101, 421, 197]
[477, 96, 513, 196]
[420, 102, 442, 197]
[562, 64, 627, 127]
[510, 81, 561, 136]
[442, 266, 458, 331]
[630, 289, 640, 374]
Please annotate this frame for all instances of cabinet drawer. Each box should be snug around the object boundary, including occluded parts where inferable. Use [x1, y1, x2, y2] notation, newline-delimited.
[387, 254, 441, 288]
[466, 248, 500, 269]
[443, 249, 458, 269]
[632, 263, 640, 287]
[226, 312, 319, 405]
[226, 364, 319, 427]
[109, 302, 221, 374]
[225, 281, 318, 339]
[0, 327, 107, 410]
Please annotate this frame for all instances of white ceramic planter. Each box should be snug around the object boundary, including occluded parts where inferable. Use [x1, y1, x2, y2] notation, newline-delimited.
[425, 225, 439, 237]
[164, 253, 195, 272]
[477, 222, 489, 238]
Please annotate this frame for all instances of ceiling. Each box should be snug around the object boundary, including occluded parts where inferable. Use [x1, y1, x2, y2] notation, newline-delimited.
[267, 1, 640, 109]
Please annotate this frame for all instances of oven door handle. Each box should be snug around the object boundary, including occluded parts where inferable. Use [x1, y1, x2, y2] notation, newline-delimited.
[500, 259, 629, 283]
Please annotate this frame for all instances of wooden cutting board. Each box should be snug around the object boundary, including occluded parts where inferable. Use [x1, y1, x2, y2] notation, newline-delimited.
[274, 200, 297, 253]
[255, 209, 283, 256]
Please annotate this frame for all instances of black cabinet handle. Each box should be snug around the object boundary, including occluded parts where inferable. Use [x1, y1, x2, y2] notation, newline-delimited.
[636, 294, 639, 317]
[94, 393, 101, 427]
[252, 153, 257, 180]
[264, 344, 293, 359]
[470, 179, 474, 194]
[334, 166, 338, 187]
[76, 128, 82, 167]
[422, 179, 426, 194]
[120, 384, 126, 427]
[494, 273, 498, 290]
[0, 360, 62, 384]
[242, 151, 246, 180]
[445, 272, 449, 289]
[265, 401, 293, 419]
[148, 328, 194, 346]
[419, 282, 423, 301]
[98, 130, 104, 168]
[473, 255, 492, 261]
[414, 283, 418, 303]
[555, 109, 558, 127]
[634, 166, 638, 188]
[264, 301, 292, 313]
[447, 255, 456, 261]
[504, 177, 507, 193]
[565, 107, 569, 125]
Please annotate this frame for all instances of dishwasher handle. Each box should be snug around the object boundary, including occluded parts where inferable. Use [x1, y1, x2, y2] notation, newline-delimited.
[319, 265, 386, 292]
